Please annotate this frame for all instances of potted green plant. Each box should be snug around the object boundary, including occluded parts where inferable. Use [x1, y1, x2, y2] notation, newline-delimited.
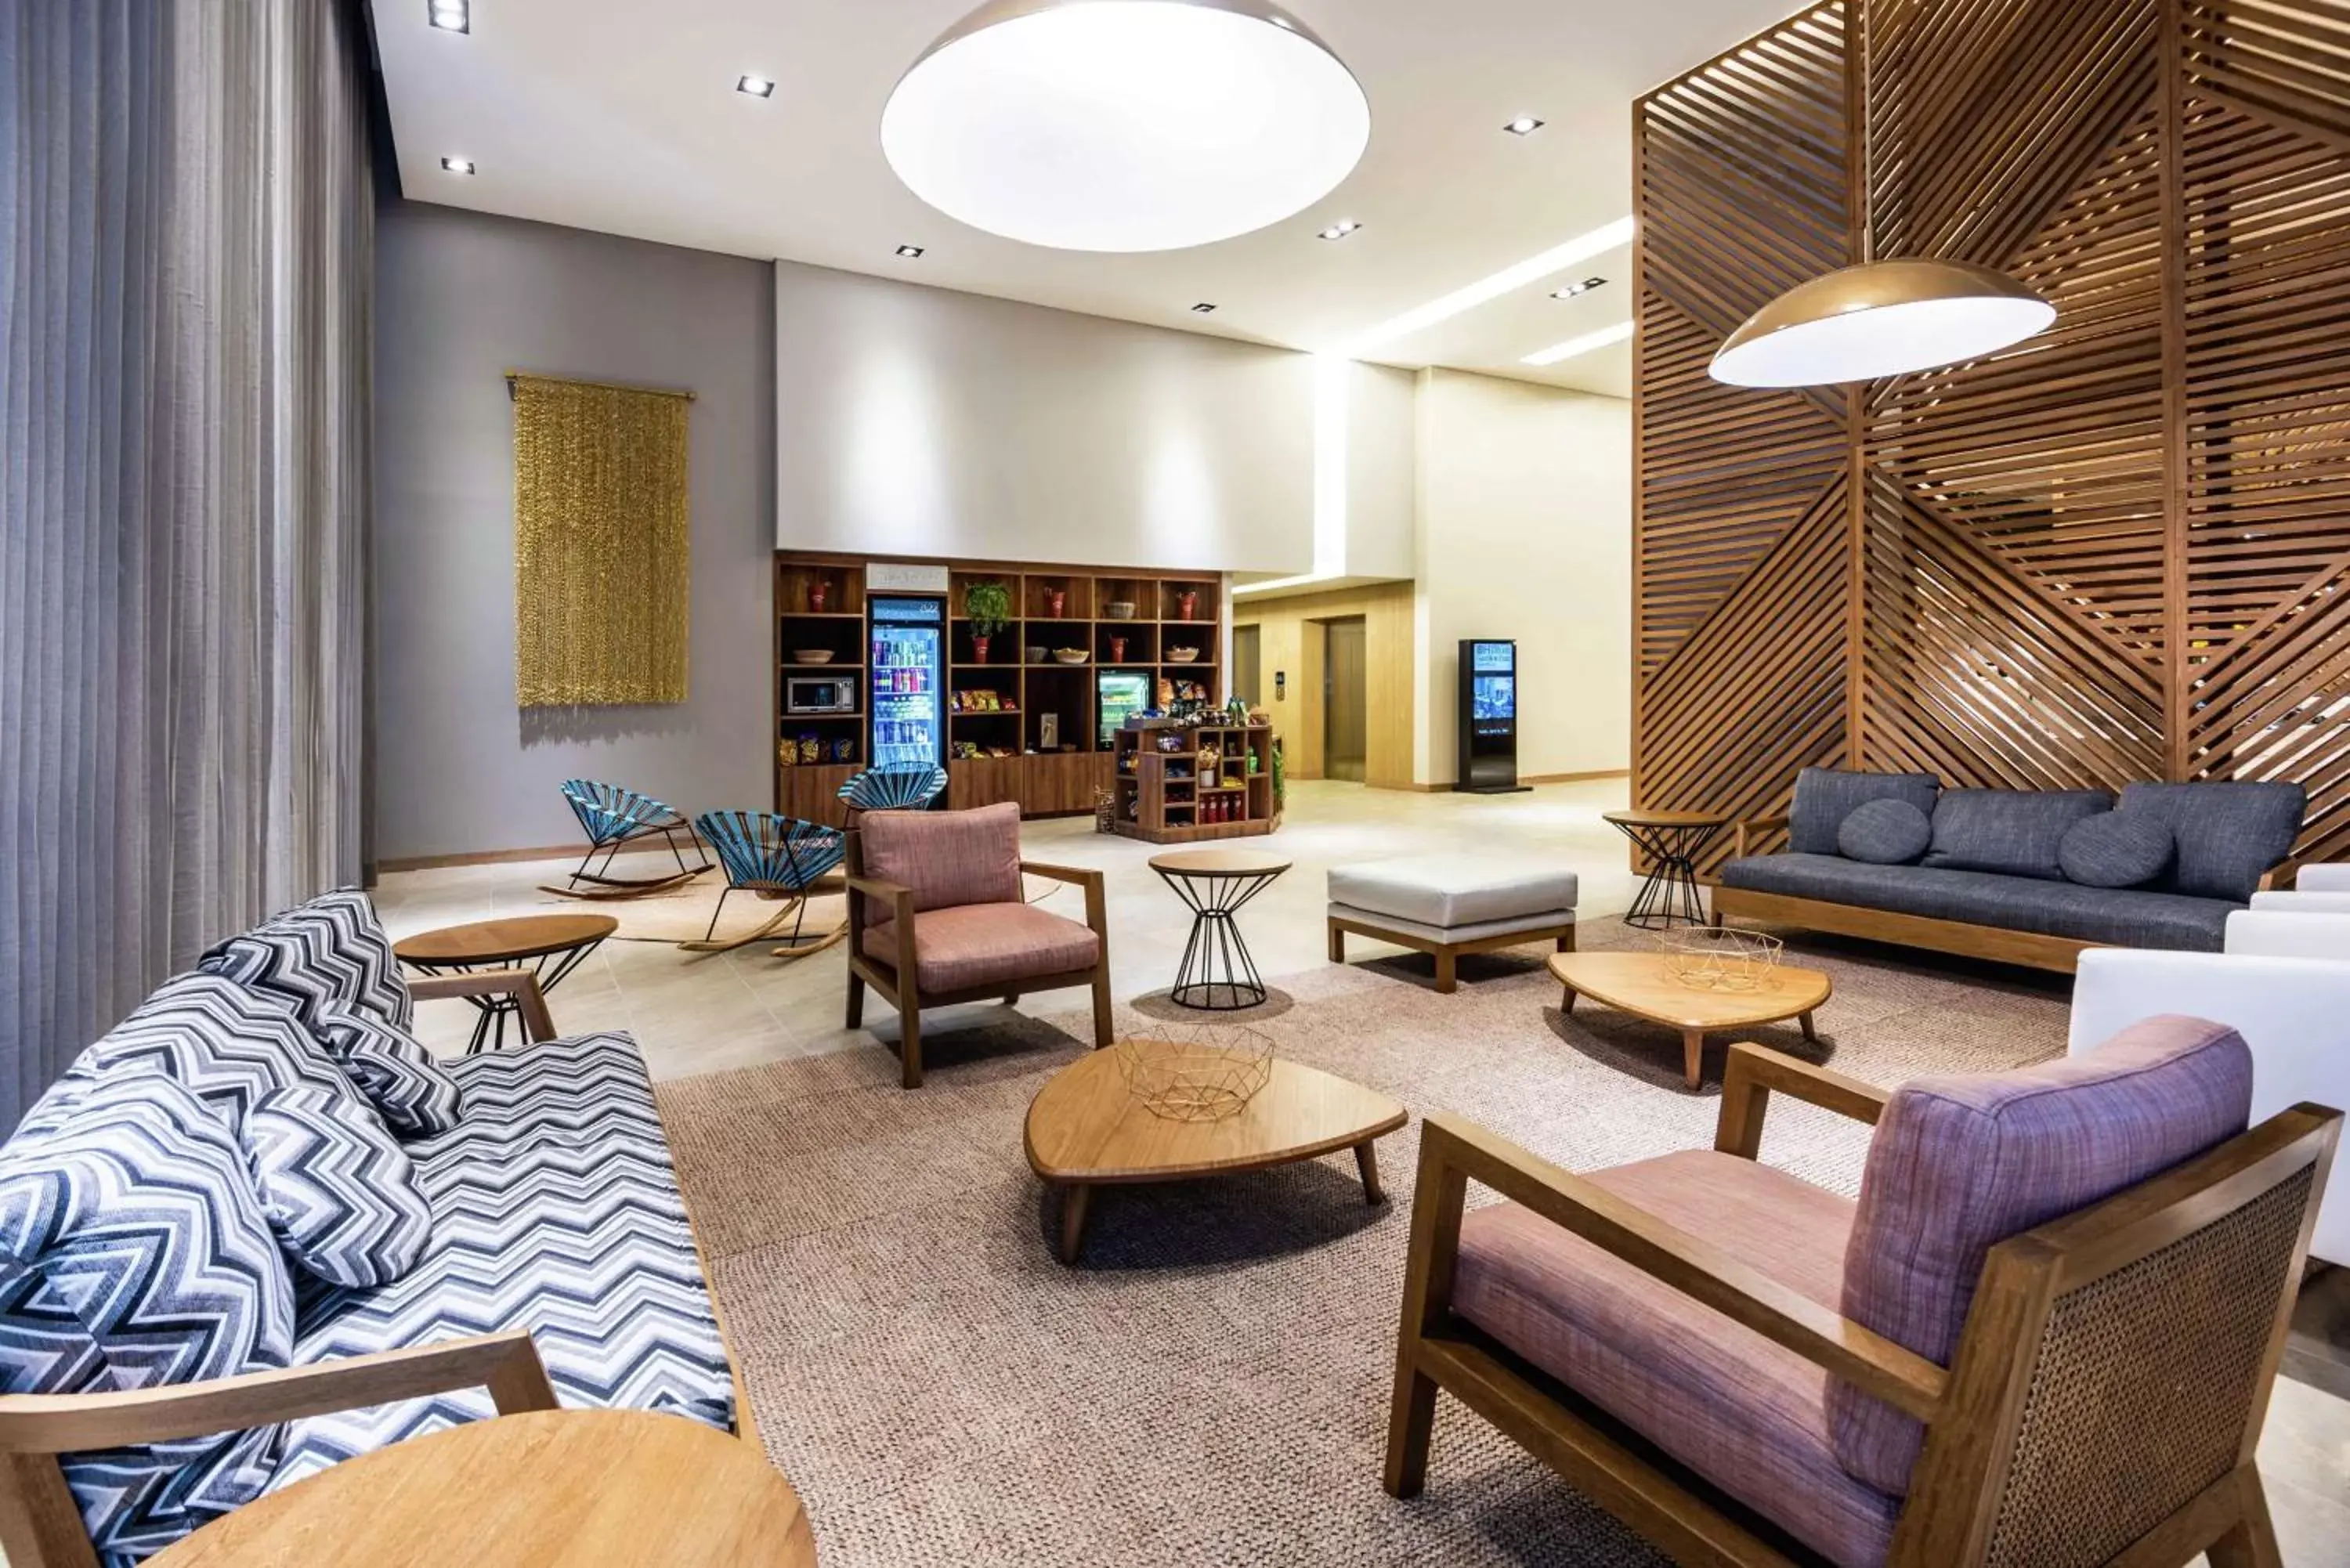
[964, 580, 1012, 662]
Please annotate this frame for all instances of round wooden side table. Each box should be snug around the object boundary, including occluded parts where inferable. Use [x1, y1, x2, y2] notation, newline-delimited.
[393, 913, 616, 1053]
[1603, 810, 1731, 930]
[148, 1410, 817, 1568]
[1148, 848, 1292, 1010]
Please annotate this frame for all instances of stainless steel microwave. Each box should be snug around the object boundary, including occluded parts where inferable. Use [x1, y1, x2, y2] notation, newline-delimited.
[785, 676, 858, 714]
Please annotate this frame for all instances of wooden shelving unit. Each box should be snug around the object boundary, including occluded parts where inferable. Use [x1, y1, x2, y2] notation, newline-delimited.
[775, 552, 1226, 825]
[1112, 724, 1274, 844]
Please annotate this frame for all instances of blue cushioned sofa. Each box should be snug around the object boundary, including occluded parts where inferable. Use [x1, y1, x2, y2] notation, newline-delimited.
[0, 891, 750, 1566]
[1712, 769, 2305, 973]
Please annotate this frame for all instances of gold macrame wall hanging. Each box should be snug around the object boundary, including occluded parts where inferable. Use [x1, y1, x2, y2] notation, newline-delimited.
[511, 371, 693, 706]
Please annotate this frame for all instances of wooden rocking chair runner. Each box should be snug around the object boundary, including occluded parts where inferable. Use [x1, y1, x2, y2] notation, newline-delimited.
[542, 780, 712, 899]
[685, 811, 848, 958]
[1386, 1027, 2340, 1568]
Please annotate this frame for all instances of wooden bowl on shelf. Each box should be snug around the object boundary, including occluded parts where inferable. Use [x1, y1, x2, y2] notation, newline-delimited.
[1054, 649, 1091, 665]
[1166, 648, 1200, 663]
[790, 650, 836, 665]
[1103, 602, 1138, 620]
[1024, 646, 1048, 664]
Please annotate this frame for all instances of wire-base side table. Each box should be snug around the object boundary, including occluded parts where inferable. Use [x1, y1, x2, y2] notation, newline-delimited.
[1603, 810, 1731, 930]
[1148, 849, 1293, 1010]
[393, 914, 617, 1053]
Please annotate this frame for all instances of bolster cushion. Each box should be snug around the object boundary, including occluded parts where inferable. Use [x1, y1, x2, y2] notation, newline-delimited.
[2058, 811, 2174, 889]
[1835, 799, 1932, 865]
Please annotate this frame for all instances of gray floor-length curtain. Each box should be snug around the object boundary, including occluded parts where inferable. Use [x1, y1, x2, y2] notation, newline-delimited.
[0, 0, 372, 1129]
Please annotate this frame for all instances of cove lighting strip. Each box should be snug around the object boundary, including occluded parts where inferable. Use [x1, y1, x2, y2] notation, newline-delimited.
[1338, 215, 1635, 357]
[1522, 320, 1633, 367]
[1234, 356, 1351, 597]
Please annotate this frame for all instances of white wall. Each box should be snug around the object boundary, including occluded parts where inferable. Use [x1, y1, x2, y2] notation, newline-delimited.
[775, 261, 1319, 574]
[1413, 369, 1632, 786]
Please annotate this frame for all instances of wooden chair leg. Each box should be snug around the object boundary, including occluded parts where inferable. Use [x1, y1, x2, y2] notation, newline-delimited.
[1434, 949, 1456, 994]
[1090, 967, 1113, 1050]
[2208, 1467, 2285, 1568]
[1557, 924, 1577, 952]
[1329, 923, 1346, 963]
[845, 970, 866, 1029]
[1383, 1366, 1439, 1499]
[900, 995, 924, 1089]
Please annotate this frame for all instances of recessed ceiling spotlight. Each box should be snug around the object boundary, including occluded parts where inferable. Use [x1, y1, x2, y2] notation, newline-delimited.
[1191, 302, 1217, 313]
[428, 0, 468, 34]
[1551, 276, 1608, 298]
[440, 156, 475, 175]
[895, 244, 926, 258]
[737, 74, 776, 98]
[1504, 115, 1545, 135]
[1317, 219, 1362, 241]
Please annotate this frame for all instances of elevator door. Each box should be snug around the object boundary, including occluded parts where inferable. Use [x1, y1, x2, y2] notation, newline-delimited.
[1324, 617, 1367, 783]
[1233, 624, 1262, 709]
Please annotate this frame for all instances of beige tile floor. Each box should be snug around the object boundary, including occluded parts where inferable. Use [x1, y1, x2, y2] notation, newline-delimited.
[374, 776, 2350, 1559]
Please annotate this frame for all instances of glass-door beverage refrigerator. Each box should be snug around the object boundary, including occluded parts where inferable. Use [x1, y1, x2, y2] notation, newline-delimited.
[869, 597, 946, 771]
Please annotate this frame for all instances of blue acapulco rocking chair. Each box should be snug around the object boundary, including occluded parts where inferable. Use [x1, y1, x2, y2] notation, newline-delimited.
[837, 762, 949, 819]
[544, 780, 714, 899]
[684, 811, 849, 958]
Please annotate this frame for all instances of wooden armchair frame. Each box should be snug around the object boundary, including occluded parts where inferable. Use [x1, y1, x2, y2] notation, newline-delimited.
[1712, 816, 2301, 975]
[843, 835, 1112, 1089]
[1386, 1042, 2340, 1567]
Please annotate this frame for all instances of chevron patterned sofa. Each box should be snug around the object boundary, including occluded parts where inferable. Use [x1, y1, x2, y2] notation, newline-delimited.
[0, 891, 748, 1566]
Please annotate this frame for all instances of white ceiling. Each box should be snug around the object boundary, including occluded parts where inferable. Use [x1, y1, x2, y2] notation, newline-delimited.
[369, 0, 1793, 397]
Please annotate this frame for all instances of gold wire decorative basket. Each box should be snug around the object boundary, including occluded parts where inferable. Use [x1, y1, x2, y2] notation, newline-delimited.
[1115, 1025, 1275, 1122]
[1661, 929, 1784, 993]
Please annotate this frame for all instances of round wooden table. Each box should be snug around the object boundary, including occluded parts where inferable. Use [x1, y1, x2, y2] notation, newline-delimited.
[1602, 809, 1732, 929]
[1148, 849, 1293, 1010]
[1025, 1042, 1406, 1263]
[1549, 949, 1832, 1089]
[393, 914, 616, 1053]
[148, 1410, 817, 1568]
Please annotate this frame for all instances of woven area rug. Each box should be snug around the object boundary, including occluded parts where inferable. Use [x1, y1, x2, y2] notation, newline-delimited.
[654, 923, 2070, 1566]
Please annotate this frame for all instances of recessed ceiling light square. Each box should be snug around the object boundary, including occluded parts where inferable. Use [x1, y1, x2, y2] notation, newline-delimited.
[440, 157, 475, 175]
[1191, 302, 1217, 313]
[896, 244, 925, 258]
[1317, 219, 1361, 241]
[428, 0, 468, 34]
[1505, 116, 1545, 135]
[737, 74, 775, 99]
[1551, 276, 1607, 299]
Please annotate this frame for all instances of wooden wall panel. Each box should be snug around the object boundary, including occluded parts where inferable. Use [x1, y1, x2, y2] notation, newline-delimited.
[1636, 0, 2350, 869]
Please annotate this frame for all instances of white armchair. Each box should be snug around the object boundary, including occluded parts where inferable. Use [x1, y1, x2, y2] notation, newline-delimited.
[2069, 908, 2350, 1264]
[2294, 863, 2350, 893]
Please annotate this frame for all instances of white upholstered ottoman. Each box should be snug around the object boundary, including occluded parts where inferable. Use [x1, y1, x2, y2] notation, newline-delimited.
[1327, 857, 1578, 992]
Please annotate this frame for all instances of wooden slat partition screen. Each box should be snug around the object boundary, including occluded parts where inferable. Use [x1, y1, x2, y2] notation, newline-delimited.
[1634, 0, 2350, 874]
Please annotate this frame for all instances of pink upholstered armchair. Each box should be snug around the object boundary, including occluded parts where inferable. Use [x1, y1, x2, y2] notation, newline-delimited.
[1386, 1017, 2340, 1567]
[844, 802, 1112, 1088]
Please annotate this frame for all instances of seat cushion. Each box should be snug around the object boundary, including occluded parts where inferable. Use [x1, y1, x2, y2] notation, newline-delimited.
[1788, 767, 1940, 855]
[1717, 853, 2239, 950]
[862, 903, 1101, 993]
[1326, 856, 1578, 929]
[2058, 810, 2174, 888]
[1921, 789, 2112, 880]
[1836, 799, 1931, 865]
[268, 1033, 734, 1493]
[244, 1086, 433, 1288]
[1830, 1015, 2254, 1497]
[311, 1006, 465, 1138]
[857, 802, 1023, 925]
[1453, 1151, 1898, 1568]
[199, 888, 414, 1033]
[2117, 781, 2305, 901]
[0, 1071, 295, 1563]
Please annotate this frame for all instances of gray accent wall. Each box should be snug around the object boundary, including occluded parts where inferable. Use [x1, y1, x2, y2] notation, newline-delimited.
[372, 201, 776, 862]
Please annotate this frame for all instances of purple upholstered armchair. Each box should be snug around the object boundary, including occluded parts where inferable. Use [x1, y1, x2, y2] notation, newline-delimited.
[1386, 1017, 2339, 1567]
[844, 802, 1112, 1088]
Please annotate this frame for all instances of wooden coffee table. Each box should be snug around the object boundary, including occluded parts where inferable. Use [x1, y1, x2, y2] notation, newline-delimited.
[149, 1409, 816, 1567]
[394, 914, 616, 1053]
[1024, 1042, 1407, 1263]
[1548, 949, 1831, 1089]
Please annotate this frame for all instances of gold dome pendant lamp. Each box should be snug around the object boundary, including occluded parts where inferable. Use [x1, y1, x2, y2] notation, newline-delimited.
[1708, 258, 2055, 388]
[881, 0, 1370, 253]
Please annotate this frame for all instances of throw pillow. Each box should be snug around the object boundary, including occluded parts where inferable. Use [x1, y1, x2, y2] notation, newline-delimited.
[2058, 811, 2174, 889]
[309, 1006, 465, 1139]
[70, 972, 356, 1135]
[199, 888, 415, 1034]
[1787, 768, 1940, 856]
[0, 1071, 293, 1561]
[244, 1086, 433, 1287]
[1836, 798, 1933, 865]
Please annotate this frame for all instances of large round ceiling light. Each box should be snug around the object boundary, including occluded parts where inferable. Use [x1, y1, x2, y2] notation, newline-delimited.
[881, 0, 1370, 254]
[1709, 259, 2055, 388]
